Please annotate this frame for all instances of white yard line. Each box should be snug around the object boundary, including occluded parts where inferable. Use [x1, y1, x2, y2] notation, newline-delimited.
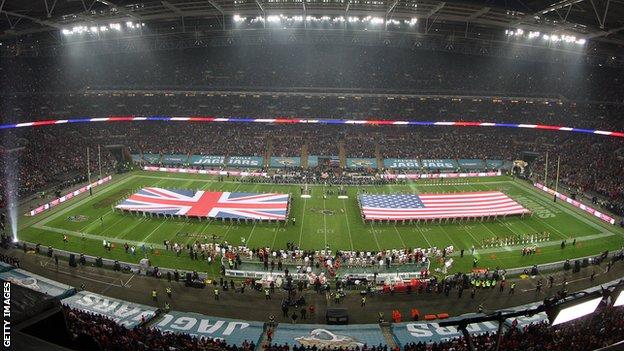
[342, 200, 355, 251]
[35, 175, 136, 227]
[392, 226, 407, 248]
[298, 199, 307, 247]
[322, 193, 328, 249]
[368, 222, 382, 251]
[413, 225, 433, 248]
[141, 220, 169, 245]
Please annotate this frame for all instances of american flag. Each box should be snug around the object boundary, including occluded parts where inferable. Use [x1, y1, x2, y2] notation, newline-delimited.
[359, 191, 530, 220]
[116, 187, 289, 220]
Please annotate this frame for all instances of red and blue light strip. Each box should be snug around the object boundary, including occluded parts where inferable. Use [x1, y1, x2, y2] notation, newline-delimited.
[1, 116, 624, 138]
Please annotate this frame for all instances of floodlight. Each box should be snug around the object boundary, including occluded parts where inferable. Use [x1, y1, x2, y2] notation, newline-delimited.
[90, 26, 99, 33]
[609, 282, 624, 307]
[267, 15, 280, 23]
[547, 294, 603, 326]
[577, 38, 586, 45]
[370, 17, 384, 24]
[62, 29, 71, 35]
[100, 25, 108, 31]
[543, 34, 550, 40]
[126, 21, 134, 27]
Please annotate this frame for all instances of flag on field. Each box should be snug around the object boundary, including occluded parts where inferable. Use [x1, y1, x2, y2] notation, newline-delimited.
[359, 191, 530, 220]
[116, 187, 289, 220]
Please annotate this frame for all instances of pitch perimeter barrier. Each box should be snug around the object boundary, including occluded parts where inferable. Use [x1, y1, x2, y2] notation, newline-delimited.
[381, 171, 501, 179]
[154, 311, 264, 346]
[534, 183, 616, 224]
[0, 268, 76, 299]
[28, 175, 113, 216]
[61, 291, 158, 328]
[143, 166, 267, 177]
[273, 324, 387, 349]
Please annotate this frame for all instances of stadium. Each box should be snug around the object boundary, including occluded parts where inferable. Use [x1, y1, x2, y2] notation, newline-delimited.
[1, 0, 624, 350]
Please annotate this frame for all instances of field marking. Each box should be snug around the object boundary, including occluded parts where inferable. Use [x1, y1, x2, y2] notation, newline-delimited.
[368, 222, 382, 251]
[34, 175, 137, 227]
[413, 225, 433, 248]
[392, 226, 407, 248]
[322, 189, 328, 249]
[298, 199, 307, 248]
[141, 219, 170, 245]
[79, 178, 169, 235]
[342, 200, 355, 251]
[511, 181, 611, 235]
[246, 222, 258, 244]
[36, 224, 164, 249]
[113, 217, 150, 239]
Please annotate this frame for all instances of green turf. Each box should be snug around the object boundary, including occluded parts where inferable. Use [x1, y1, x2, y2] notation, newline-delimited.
[16, 171, 624, 275]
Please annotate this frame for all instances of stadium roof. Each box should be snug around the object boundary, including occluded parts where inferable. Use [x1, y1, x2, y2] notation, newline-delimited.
[1, 0, 623, 52]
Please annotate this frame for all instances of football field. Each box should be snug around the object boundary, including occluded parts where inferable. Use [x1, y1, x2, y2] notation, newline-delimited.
[17, 171, 624, 274]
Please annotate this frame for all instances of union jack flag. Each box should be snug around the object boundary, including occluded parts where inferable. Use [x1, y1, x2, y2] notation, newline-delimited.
[359, 191, 530, 220]
[116, 187, 289, 220]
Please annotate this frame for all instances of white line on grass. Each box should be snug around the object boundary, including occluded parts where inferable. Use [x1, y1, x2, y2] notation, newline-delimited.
[141, 219, 169, 245]
[368, 222, 382, 251]
[414, 225, 433, 248]
[392, 226, 407, 248]
[298, 199, 307, 248]
[342, 200, 355, 251]
[35, 175, 136, 227]
[322, 191, 328, 249]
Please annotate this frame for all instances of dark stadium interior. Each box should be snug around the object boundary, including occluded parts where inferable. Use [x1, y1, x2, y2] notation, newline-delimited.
[2, 0, 624, 350]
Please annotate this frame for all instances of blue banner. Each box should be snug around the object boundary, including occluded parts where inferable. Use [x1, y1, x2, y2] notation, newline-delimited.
[227, 156, 264, 167]
[504, 302, 548, 328]
[486, 160, 504, 169]
[142, 153, 161, 164]
[458, 159, 485, 169]
[392, 314, 499, 346]
[383, 158, 420, 169]
[189, 155, 225, 166]
[162, 154, 189, 165]
[308, 156, 319, 168]
[0, 269, 75, 299]
[131, 154, 142, 162]
[346, 158, 377, 169]
[420, 159, 458, 169]
[273, 324, 387, 349]
[154, 311, 264, 346]
[270, 157, 301, 168]
[0, 262, 14, 272]
[62, 291, 158, 328]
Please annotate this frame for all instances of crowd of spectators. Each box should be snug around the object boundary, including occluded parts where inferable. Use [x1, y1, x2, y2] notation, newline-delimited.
[0, 126, 117, 206]
[3, 46, 624, 102]
[1, 115, 622, 215]
[63, 306, 256, 351]
[62, 295, 624, 351]
[402, 305, 624, 351]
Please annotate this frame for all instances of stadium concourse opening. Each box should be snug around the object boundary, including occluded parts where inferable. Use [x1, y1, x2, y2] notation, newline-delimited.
[3, 0, 624, 349]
